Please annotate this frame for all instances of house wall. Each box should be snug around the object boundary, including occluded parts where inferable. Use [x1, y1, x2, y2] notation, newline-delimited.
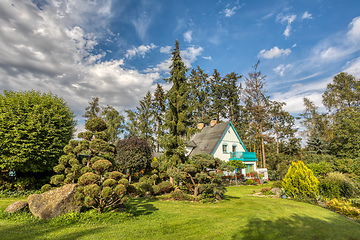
[212, 125, 246, 162]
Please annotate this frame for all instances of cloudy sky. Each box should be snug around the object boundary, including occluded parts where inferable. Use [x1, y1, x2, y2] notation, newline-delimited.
[1, 0, 360, 131]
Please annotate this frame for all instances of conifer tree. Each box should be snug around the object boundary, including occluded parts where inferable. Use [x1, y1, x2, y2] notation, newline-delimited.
[222, 72, 242, 124]
[209, 69, 225, 122]
[164, 40, 192, 166]
[102, 105, 125, 144]
[188, 66, 211, 126]
[153, 83, 166, 152]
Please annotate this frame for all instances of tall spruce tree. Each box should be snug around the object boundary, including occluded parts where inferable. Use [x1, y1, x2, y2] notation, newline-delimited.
[153, 83, 166, 152]
[164, 40, 192, 166]
[209, 69, 225, 122]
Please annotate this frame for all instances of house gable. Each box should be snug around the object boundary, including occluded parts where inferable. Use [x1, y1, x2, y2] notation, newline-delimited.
[211, 122, 247, 162]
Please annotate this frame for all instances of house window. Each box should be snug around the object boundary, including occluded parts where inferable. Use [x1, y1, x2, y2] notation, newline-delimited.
[222, 144, 228, 153]
[232, 145, 237, 153]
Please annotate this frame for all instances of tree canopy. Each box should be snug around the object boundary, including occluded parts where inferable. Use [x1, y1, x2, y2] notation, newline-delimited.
[0, 90, 76, 173]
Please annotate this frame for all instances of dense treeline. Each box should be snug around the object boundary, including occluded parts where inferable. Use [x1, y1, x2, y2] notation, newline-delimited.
[1, 41, 360, 206]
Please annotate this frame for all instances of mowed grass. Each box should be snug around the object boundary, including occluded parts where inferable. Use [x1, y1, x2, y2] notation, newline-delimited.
[1, 184, 360, 240]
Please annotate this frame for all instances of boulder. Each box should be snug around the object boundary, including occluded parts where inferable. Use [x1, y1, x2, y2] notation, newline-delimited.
[270, 188, 281, 196]
[28, 184, 81, 220]
[5, 201, 28, 213]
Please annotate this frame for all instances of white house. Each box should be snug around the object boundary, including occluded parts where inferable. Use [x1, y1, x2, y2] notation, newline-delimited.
[186, 121, 268, 180]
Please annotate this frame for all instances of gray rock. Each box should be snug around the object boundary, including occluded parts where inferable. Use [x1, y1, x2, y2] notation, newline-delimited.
[270, 188, 281, 195]
[5, 201, 28, 213]
[28, 184, 81, 220]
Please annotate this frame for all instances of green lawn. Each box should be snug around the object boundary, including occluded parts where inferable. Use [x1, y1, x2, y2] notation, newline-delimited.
[1, 185, 360, 240]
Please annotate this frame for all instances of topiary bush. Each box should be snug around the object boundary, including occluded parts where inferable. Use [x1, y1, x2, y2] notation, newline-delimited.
[282, 161, 319, 198]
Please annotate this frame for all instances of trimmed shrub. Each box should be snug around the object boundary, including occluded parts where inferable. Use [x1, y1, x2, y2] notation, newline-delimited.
[282, 161, 319, 198]
[158, 181, 173, 194]
[246, 179, 254, 185]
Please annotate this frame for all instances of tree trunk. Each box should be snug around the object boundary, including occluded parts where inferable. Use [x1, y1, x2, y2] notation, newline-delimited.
[260, 123, 266, 168]
[169, 176, 174, 186]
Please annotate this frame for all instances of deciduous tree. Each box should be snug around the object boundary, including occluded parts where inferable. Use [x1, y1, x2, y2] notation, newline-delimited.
[0, 90, 75, 173]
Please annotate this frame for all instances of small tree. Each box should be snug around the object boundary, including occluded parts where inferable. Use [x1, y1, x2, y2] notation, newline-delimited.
[50, 117, 127, 213]
[282, 161, 319, 198]
[115, 137, 153, 183]
[168, 154, 229, 200]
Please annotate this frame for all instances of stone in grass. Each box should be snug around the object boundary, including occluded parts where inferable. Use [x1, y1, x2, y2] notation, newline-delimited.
[270, 188, 281, 196]
[5, 201, 28, 213]
[28, 184, 81, 220]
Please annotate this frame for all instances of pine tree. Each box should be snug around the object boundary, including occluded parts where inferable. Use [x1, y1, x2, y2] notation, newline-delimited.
[153, 83, 166, 152]
[164, 40, 192, 166]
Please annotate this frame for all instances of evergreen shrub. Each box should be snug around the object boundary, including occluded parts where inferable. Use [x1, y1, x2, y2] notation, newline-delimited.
[282, 161, 319, 198]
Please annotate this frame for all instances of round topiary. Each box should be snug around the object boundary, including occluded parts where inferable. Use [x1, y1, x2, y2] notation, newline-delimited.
[79, 172, 100, 185]
[85, 117, 107, 132]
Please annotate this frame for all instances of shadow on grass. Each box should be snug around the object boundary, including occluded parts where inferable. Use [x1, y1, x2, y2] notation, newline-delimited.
[0, 221, 105, 240]
[231, 214, 360, 240]
[126, 198, 159, 217]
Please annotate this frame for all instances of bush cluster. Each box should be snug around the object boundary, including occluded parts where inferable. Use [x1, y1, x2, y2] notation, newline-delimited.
[319, 172, 360, 199]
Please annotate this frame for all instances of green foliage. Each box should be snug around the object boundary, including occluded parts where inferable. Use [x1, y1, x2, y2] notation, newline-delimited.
[307, 161, 332, 178]
[282, 161, 319, 198]
[102, 105, 125, 144]
[41, 184, 52, 193]
[157, 181, 173, 194]
[331, 107, 360, 159]
[0, 90, 75, 173]
[168, 154, 227, 200]
[153, 83, 166, 152]
[319, 172, 360, 199]
[246, 179, 255, 185]
[115, 137, 152, 183]
[326, 198, 360, 219]
[163, 40, 193, 165]
[85, 117, 107, 133]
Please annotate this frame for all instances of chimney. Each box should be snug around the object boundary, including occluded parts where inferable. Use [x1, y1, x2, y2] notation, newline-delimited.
[198, 123, 204, 130]
[210, 120, 217, 127]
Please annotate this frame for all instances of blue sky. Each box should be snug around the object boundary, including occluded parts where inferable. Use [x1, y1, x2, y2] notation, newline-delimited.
[1, 0, 360, 133]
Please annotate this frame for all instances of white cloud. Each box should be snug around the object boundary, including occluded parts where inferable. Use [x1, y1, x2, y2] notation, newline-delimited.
[258, 46, 291, 59]
[223, 6, 239, 17]
[184, 30, 193, 43]
[0, 0, 162, 122]
[277, 14, 297, 37]
[203, 56, 212, 60]
[347, 16, 360, 42]
[301, 11, 312, 20]
[160, 46, 172, 54]
[125, 44, 157, 59]
[181, 46, 204, 68]
[273, 64, 293, 76]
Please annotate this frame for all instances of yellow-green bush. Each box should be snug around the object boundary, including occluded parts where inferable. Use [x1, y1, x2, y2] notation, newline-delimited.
[282, 161, 319, 198]
[326, 198, 360, 219]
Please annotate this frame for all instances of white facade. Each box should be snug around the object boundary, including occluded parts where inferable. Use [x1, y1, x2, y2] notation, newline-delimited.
[212, 126, 246, 162]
